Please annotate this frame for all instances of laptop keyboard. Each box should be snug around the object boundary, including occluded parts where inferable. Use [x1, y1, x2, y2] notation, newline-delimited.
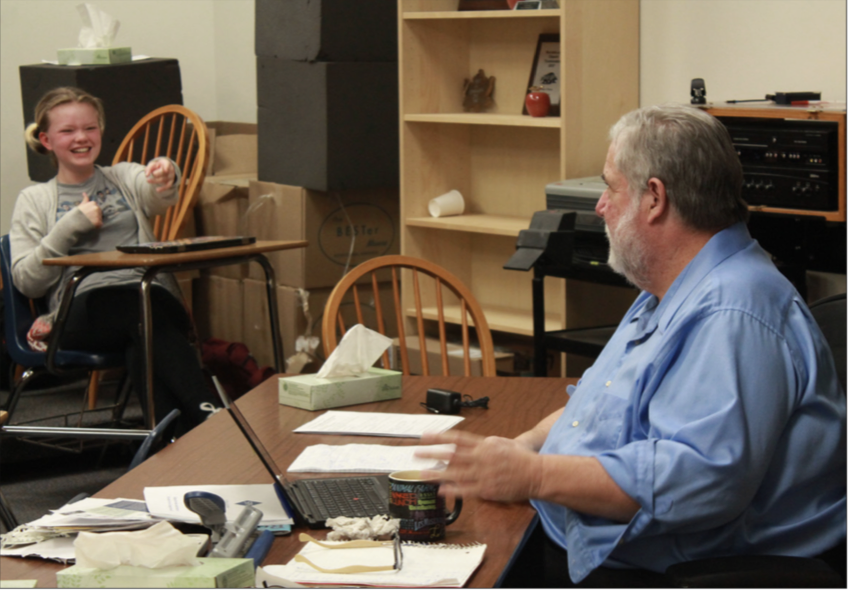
[299, 477, 388, 519]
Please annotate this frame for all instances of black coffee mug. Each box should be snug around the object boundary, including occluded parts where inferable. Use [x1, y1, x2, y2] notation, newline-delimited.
[388, 470, 462, 542]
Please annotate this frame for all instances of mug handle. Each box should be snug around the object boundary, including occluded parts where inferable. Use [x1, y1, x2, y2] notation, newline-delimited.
[445, 493, 463, 525]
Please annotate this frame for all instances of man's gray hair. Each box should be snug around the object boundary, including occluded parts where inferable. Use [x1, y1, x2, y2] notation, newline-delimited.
[609, 104, 749, 230]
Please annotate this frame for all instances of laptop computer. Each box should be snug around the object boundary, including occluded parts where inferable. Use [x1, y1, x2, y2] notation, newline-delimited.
[117, 235, 256, 254]
[214, 381, 390, 529]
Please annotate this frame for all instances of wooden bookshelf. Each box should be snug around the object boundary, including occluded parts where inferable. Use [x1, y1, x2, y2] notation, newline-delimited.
[397, 0, 639, 369]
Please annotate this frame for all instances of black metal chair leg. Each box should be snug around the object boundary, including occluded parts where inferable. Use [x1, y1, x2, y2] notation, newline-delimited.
[0, 488, 19, 532]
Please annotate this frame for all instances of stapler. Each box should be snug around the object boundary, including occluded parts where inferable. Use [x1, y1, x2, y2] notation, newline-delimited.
[183, 491, 271, 565]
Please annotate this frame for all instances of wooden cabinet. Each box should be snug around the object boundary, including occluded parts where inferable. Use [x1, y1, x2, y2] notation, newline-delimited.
[397, 0, 639, 368]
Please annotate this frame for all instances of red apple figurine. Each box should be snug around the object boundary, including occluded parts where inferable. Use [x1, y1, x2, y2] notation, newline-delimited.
[525, 86, 551, 117]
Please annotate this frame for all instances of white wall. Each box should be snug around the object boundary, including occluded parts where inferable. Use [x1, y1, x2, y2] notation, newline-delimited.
[0, 0, 256, 234]
[1, 0, 846, 238]
[640, 0, 846, 106]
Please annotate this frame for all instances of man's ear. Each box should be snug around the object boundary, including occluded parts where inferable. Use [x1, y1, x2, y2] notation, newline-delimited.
[644, 177, 668, 224]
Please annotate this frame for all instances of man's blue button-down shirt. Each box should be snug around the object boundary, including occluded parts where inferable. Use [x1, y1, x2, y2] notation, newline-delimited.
[532, 222, 846, 583]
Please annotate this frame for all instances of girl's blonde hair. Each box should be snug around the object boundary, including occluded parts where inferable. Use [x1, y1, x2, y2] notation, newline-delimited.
[24, 87, 106, 164]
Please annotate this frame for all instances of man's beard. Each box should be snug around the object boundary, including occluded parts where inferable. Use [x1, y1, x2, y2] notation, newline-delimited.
[605, 200, 650, 289]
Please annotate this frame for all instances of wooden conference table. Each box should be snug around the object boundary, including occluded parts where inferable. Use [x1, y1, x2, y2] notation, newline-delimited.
[1, 374, 574, 588]
[41, 240, 307, 429]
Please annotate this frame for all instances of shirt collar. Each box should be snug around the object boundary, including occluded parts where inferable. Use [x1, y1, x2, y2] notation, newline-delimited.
[653, 222, 753, 332]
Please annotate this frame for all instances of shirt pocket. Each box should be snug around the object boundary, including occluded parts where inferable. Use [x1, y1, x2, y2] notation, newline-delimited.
[578, 390, 632, 451]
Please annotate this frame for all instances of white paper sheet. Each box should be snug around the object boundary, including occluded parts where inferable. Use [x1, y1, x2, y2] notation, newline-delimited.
[143, 484, 294, 526]
[287, 443, 454, 473]
[0, 536, 76, 563]
[293, 411, 464, 438]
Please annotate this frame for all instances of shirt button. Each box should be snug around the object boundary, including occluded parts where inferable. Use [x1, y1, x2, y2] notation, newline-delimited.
[572, 421, 579, 427]
[605, 380, 612, 387]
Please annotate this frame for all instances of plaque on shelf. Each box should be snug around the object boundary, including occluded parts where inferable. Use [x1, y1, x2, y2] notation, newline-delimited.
[463, 69, 496, 113]
[523, 34, 560, 117]
[515, 0, 560, 8]
[458, 0, 510, 9]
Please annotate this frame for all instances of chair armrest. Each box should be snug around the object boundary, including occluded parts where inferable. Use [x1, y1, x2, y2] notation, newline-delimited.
[665, 555, 844, 588]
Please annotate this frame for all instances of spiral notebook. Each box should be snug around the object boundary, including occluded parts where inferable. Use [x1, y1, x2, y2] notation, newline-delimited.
[257, 541, 487, 588]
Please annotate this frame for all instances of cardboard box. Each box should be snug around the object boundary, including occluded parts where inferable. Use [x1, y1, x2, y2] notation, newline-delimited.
[279, 367, 402, 410]
[392, 336, 515, 377]
[57, 557, 254, 588]
[193, 275, 244, 344]
[20, 59, 182, 182]
[255, 0, 397, 62]
[195, 177, 252, 279]
[256, 58, 398, 191]
[242, 280, 400, 370]
[205, 122, 257, 178]
[57, 47, 132, 65]
[246, 180, 399, 289]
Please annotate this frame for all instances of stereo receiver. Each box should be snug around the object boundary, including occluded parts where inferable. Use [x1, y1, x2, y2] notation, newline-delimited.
[718, 117, 839, 212]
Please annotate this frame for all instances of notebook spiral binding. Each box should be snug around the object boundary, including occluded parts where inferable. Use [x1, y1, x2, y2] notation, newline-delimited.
[401, 541, 485, 549]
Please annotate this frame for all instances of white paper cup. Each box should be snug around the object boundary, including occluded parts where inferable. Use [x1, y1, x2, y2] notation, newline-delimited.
[428, 190, 465, 218]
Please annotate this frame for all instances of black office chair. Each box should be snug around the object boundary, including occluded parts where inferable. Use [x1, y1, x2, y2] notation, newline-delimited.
[664, 292, 847, 588]
[809, 293, 846, 392]
[0, 234, 134, 449]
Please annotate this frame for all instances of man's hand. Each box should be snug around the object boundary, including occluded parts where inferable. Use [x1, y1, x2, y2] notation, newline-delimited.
[417, 431, 543, 503]
[145, 158, 176, 193]
[78, 192, 102, 228]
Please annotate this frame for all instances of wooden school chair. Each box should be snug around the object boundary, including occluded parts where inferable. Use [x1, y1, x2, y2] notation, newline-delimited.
[112, 104, 209, 240]
[86, 105, 210, 410]
[322, 255, 497, 377]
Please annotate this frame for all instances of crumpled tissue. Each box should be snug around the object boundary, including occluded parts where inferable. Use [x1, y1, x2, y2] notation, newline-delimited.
[325, 515, 400, 541]
[74, 521, 205, 569]
[316, 324, 393, 379]
[76, 3, 120, 48]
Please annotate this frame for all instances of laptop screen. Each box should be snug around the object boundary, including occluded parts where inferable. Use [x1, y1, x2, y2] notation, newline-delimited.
[214, 379, 297, 521]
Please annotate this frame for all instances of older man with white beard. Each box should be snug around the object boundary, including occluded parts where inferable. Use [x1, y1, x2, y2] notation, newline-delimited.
[417, 105, 846, 587]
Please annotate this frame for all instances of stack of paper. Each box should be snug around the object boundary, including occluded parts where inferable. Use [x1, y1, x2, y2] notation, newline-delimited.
[293, 411, 464, 438]
[24, 497, 161, 533]
[287, 443, 454, 473]
[143, 484, 294, 526]
[0, 497, 162, 563]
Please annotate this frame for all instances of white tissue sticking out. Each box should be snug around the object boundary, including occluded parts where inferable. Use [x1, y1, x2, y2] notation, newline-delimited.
[74, 521, 205, 569]
[316, 324, 393, 379]
[76, 3, 120, 48]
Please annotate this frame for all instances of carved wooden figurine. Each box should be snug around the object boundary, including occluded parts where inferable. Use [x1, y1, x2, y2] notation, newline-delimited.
[463, 69, 496, 113]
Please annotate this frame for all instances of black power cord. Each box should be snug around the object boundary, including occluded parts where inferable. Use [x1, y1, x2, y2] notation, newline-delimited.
[460, 394, 489, 409]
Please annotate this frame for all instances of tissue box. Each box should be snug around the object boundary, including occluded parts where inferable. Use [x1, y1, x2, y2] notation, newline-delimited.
[57, 47, 132, 65]
[279, 367, 402, 410]
[56, 557, 253, 588]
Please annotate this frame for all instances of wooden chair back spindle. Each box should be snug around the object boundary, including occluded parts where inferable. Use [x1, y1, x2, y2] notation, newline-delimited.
[112, 105, 209, 242]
